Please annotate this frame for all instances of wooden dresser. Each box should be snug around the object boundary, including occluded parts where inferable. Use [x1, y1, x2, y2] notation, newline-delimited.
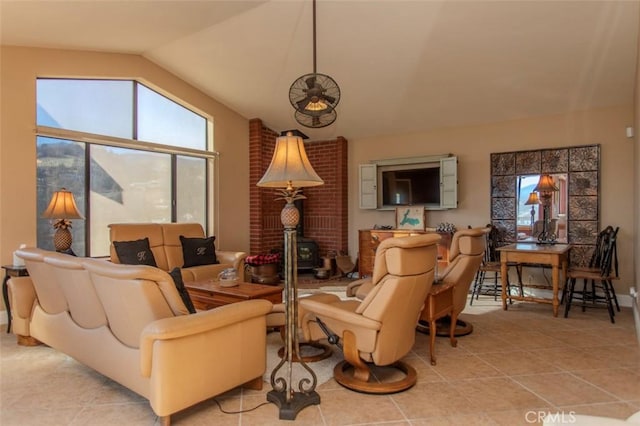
[358, 229, 452, 278]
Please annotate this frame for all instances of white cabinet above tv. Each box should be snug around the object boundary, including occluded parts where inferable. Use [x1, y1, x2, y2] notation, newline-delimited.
[359, 154, 458, 210]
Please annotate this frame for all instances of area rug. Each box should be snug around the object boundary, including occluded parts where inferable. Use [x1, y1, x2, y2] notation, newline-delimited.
[263, 331, 342, 387]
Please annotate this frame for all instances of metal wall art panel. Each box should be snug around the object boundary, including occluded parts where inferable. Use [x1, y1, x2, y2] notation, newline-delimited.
[490, 144, 600, 266]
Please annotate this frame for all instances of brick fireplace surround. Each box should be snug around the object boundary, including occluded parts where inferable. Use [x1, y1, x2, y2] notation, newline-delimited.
[249, 119, 349, 264]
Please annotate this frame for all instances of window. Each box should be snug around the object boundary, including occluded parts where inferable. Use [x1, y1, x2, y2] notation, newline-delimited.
[36, 79, 213, 257]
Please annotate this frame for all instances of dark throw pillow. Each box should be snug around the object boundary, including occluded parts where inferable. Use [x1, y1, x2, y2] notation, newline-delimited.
[169, 267, 196, 314]
[113, 237, 157, 267]
[180, 235, 219, 267]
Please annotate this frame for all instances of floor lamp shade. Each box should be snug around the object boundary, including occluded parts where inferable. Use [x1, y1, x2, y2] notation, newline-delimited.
[41, 188, 84, 252]
[257, 132, 324, 189]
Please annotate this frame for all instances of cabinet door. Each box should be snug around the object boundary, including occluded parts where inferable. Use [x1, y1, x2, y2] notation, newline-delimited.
[359, 164, 377, 209]
[440, 156, 457, 209]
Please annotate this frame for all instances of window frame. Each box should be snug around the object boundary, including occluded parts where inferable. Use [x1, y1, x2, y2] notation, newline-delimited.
[36, 78, 218, 256]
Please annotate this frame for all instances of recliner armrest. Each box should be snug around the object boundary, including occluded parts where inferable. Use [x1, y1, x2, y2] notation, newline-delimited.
[346, 278, 374, 300]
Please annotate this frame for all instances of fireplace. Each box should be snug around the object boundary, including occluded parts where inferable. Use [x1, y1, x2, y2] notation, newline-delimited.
[297, 237, 319, 270]
[295, 198, 319, 270]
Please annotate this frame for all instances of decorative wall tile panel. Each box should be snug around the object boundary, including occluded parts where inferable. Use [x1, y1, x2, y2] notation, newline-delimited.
[491, 152, 515, 176]
[490, 145, 599, 268]
[569, 196, 598, 220]
[541, 149, 568, 174]
[494, 220, 516, 243]
[492, 176, 515, 197]
[515, 151, 541, 175]
[492, 198, 516, 220]
[569, 171, 598, 196]
[569, 145, 599, 171]
[567, 221, 598, 244]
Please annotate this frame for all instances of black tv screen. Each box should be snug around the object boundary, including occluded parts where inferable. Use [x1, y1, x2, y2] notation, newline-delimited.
[381, 167, 440, 206]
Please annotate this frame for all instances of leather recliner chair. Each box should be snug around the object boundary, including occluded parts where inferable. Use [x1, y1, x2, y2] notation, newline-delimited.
[299, 234, 440, 394]
[417, 227, 488, 336]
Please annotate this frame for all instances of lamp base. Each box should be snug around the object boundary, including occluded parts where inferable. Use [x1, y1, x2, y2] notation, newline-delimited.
[267, 390, 320, 420]
[53, 228, 72, 252]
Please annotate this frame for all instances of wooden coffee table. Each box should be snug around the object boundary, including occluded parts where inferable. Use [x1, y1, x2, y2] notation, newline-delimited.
[185, 280, 283, 310]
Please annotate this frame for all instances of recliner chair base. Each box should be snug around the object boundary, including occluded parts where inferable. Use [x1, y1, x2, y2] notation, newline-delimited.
[333, 360, 418, 394]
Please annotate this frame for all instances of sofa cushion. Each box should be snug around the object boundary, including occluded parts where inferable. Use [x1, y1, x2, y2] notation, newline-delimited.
[113, 238, 157, 267]
[169, 268, 196, 314]
[180, 235, 219, 267]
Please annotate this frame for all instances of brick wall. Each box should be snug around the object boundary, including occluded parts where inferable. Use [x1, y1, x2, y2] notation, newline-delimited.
[249, 118, 348, 262]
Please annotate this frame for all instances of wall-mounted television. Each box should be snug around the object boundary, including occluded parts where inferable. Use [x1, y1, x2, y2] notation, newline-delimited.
[380, 164, 441, 207]
[359, 154, 457, 210]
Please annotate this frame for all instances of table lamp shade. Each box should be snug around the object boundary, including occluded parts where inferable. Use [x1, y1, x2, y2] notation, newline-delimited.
[533, 174, 559, 193]
[524, 192, 540, 205]
[41, 189, 84, 220]
[257, 132, 324, 189]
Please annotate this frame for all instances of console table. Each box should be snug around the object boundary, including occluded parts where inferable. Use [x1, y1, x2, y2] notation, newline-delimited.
[358, 229, 451, 278]
[497, 243, 571, 317]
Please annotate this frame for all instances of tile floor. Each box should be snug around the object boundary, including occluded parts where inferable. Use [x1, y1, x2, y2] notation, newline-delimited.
[1, 296, 639, 425]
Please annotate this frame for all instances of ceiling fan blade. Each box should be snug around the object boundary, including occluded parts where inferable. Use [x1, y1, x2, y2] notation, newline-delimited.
[297, 96, 312, 110]
[305, 76, 316, 89]
[323, 94, 336, 105]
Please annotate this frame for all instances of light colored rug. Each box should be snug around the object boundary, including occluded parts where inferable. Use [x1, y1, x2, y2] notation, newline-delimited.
[263, 331, 343, 387]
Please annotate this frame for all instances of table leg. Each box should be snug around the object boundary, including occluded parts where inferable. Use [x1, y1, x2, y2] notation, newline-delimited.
[552, 264, 560, 317]
[449, 312, 458, 348]
[2, 274, 11, 333]
[429, 318, 436, 365]
[500, 260, 508, 311]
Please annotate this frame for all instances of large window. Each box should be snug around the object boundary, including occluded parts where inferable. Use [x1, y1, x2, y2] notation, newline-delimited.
[36, 79, 213, 257]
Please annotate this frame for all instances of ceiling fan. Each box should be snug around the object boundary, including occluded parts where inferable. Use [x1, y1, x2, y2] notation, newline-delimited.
[288, 0, 341, 128]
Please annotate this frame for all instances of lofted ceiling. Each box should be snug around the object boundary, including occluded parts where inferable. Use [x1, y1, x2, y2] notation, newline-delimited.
[1, 0, 638, 141]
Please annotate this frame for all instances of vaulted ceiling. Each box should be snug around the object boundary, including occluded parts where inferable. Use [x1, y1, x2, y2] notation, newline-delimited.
[2, 0, 638, 141]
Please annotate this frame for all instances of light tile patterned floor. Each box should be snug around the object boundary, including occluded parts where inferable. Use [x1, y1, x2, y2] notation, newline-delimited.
[1, 297, 639, 425]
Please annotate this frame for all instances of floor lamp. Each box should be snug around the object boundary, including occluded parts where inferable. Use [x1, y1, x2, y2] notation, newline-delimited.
[533, 174, 559, 245]
[257, 131, 324, 420]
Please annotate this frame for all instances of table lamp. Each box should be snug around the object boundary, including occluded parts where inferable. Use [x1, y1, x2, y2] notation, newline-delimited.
[41, 188, 84, 252]
[533, 175, 558, 244]
[524, 191, 540, 233]
[257, 131, 324, 419]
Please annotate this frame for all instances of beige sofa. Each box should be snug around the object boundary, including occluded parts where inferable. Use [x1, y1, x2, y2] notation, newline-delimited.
[8, 247, 272, 425]
[108, 223, 248, 282]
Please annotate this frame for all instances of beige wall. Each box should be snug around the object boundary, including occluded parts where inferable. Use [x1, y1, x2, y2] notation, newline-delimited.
[0, 46, 250, 268]
[348, 106, 636, 297]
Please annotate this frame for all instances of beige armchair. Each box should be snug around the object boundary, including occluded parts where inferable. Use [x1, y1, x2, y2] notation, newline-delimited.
[299, 234, 440, 394]
[418, 227, 487, 336]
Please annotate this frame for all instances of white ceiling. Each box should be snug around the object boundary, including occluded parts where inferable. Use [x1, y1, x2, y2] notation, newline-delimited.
[2, 0, 638, 141]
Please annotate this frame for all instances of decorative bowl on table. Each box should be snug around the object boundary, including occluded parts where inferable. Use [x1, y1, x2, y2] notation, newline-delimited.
[218, 268, 239, 287]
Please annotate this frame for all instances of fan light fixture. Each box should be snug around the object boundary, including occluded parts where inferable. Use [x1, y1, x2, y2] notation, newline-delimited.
[289, 0, 340, 128]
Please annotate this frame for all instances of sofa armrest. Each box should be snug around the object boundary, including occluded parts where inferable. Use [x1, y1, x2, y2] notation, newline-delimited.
[216, 250, 248, 280]
[140, 298, 272, 376]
